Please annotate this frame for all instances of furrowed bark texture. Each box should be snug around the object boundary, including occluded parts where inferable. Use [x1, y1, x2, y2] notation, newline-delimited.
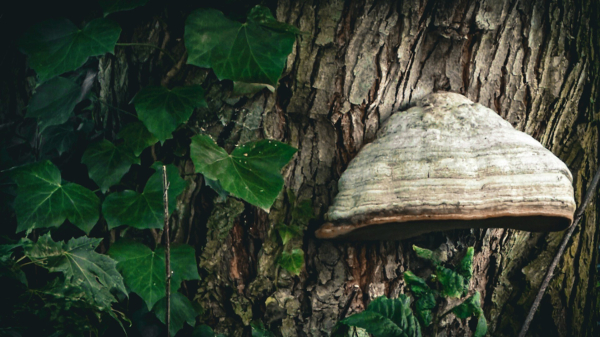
[90, 0, 600, 336]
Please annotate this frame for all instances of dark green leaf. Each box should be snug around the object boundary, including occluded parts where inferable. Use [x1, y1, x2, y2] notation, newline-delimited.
[25, 233, 126, 311]
[291, 200, 313, 226]
[185, 8, 296, 87]
[277, 224, 302, 245]
[412, 245, 441, 265]
[435, 266, 466, 298]
[205, 178, 229, 202]
[457, 247, 474, 281]
[452, 291, 482, 319]
[193, 325, 219, 337]
[133, 85, 206, 142]
[247, 5, 303, 35]
[278, 248, 303, 276]
[102, 164, 187, 229]
[99, 0, 149, 16]
[415, 293, 435, 327]
[190, 135, 296, 211]
[27, 77, 81, 131]
[341, 295, 421, 337]
[108, 240, 200, 310]
[11, 160, 100, 233]
[41, 121, 77, 156]
[251, 321, 274, 337]
[117, 121, 158, 156]
[153, 292, 198, 337]
[81, 139, 140, 193]
[18, 18, 121, 82]
[403, 271, 431, 297]
[474, 313, 488, 337]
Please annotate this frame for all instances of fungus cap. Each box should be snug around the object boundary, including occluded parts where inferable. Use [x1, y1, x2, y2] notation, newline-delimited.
[316, 92, 576, 240]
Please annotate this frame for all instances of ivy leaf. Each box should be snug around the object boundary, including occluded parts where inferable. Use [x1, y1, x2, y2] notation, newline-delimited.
[190, 135, 297, 211]
[277, 224, 302, 245]
[251, 321, 274, 337]
[18, 18, 121, 83]
[99, 0, 149, 16]
[341, 295, 421, 337]
[277, 248, 304, 276]
[117, 121, 158, 156]
[475, 313, 488, 337]
[185, 8, 296, 87]
[133, 85, 207, 143]
[403, 271, 431, 297]
[247, 5, 303, 35]
[457, 247, 474, 281]
[108, 240, 200, 310]
[102, 164, 187, 229]
[415, 293, 435, 327]
[11, 160, 100, 233]
[81, 140, 140, 193]
[452, 291, 482, 319]
[153, 292, 198, 337]
[205, 178, 229, 202]
[193, 324, 227, 337]
[435, 266, 466, 298]
[41, 122, 77, 156]
[26, 77, 82, 131]
[413, 245, 442, 265]
[25, 233, 126, 311]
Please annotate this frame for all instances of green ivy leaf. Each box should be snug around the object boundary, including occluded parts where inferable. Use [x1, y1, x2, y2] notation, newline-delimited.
[102, 164, 187, 229]
[452, 291, 482, 319]
[133, 85, 207, 143]
[475, 313, 488, 337]
[25, 233, 127, 311]
[277, 224, 302, 245]
[277, 248, 304, 276]
[117, 121, 158, 156]
[193, 324, 227, 337]
[413, 245, 441, 265]
[341, 295, 421, 337]
[107, 240, 200, 310]
[18, 18, 121, 83]
[403, 271, 431, 297]
[26, 77, 82, 131]
[247, 5, 303, 35]
[251, 321, 274, 337]
[205, 178, 229, 202]
[415, 293, 435, 327]
[185, 8, 296, 87]
[81, 139, 140, 193]
[41, 122, 77, 156]
[457, 247, 474, 281]
[435, 266, 466, 298]
[153, 292, 198, 337]
[190, 135, 296, 211]
[99, 0, 149, 16]
[11, 160, 100, 233]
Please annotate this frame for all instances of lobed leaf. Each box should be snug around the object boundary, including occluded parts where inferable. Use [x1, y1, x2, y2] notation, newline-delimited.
[153, 292, 198, 337]
[403, 271, 431, 297]
[108, 240, 200, 310]
[452, 291, 482, 319]
[102, 164, 187, 229]
[41, 121, 77, 156]
[185, 8, 296, 87]
[11, 160, 100, 233]
[117, 121, 158, 156]
[190, 135, 296, 211]
[412, 245, 441, 265]
[415, 293, 435, 327]
[278, 248, 304, 276]
[25, 234, 127, 312]
[133, 85, 207, 143]
[457, 247, 474, 281]
[19, 18, 121, 82]
[27, 77, 82, 131]
[81, 139, 140, 193]
[435, 266, 466, 298]
[277, 224, 302, 245]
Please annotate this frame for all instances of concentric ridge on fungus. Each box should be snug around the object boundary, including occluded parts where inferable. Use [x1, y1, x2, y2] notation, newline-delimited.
[316, 92, 576, 240]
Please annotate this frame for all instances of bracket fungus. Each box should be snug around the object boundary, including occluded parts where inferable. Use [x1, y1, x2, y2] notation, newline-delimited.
[316, 92, 576, 240]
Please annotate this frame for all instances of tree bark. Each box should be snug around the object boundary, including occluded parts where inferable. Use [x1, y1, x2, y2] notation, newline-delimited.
[3, 0, 598, 336]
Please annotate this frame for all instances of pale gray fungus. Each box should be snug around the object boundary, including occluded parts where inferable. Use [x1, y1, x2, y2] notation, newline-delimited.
[316, 92, 576, 240]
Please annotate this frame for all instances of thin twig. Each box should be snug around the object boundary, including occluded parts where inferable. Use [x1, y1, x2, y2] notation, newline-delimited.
[116, 42, 177, 63]
[162, 165, 172, 337]
[161, 51, 188, 87]
[518, 166, 600, 337]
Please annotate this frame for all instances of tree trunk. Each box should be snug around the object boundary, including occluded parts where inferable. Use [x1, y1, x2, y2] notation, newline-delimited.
[3, 0, 599, 336]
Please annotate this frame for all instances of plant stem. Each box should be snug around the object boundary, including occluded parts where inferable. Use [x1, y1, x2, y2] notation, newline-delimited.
[162, 165, 171, 337]
[518, 165, 600, 337]
[116, 42, 177, 63]
[97, 100, 139, 119]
